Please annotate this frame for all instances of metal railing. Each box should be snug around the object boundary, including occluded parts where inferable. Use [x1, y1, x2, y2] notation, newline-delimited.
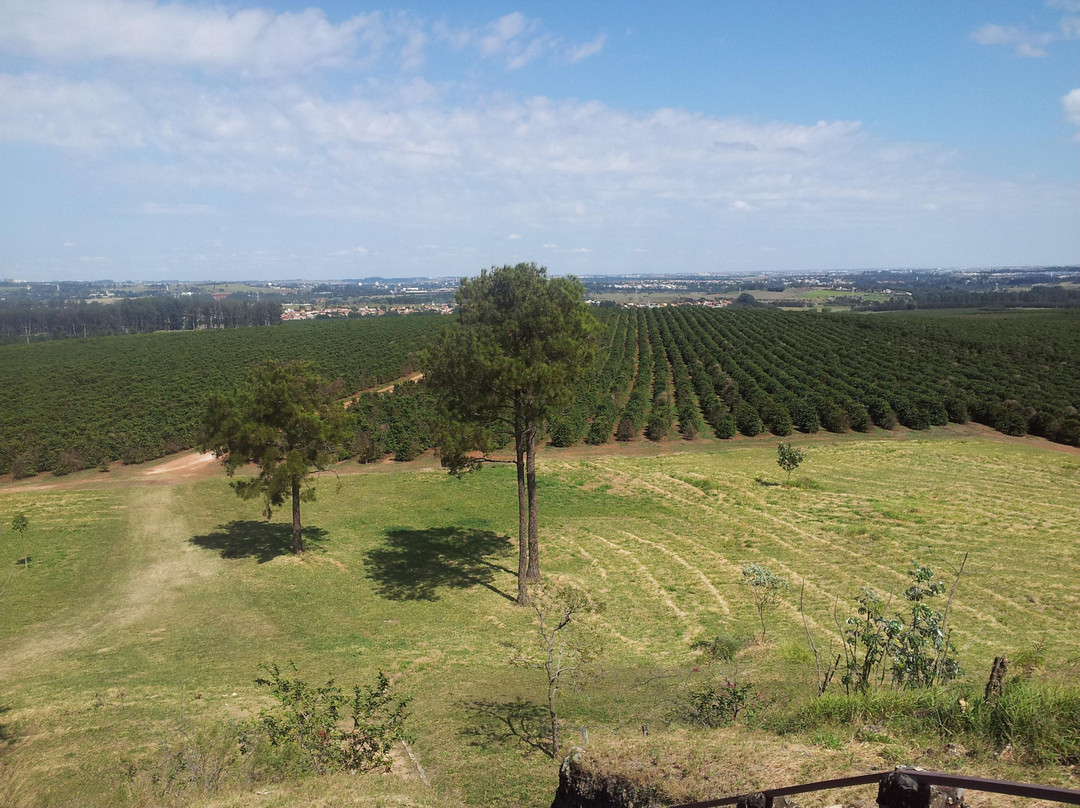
[668, 766, 1080, 807]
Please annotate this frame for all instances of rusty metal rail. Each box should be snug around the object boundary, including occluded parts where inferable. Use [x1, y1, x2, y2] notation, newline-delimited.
[667, 766, 1080, 807]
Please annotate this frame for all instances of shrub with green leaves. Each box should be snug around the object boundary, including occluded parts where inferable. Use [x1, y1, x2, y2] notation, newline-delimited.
[742, 564, 787, 641]
[251, 662, 410, 775]
[685, 679, 756, 727]
[838, 562, 961, 694]
[776, 442, 806, 482]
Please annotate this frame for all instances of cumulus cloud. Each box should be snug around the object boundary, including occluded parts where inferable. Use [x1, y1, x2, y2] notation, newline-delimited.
[0, 0, 379, 74]
[1064, 88, 1080, 137]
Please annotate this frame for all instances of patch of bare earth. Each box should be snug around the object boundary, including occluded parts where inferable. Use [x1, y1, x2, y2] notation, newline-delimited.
[143, 450, 218, 479]
[0, 486, 217, 677]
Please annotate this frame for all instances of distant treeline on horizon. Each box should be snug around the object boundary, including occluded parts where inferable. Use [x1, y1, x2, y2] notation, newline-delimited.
[0, 296, 283, 343]
[856, 284, 1080, 311]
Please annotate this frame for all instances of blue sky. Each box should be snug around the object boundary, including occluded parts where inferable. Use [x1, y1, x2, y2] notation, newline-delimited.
[1, 1, 1078, 281]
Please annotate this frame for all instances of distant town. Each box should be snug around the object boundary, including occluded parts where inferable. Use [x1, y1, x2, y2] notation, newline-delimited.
[2, 266, 1078, 343]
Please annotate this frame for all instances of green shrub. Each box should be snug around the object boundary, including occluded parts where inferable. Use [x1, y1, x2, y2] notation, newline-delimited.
[734, 403, 763, 437]
[684, 680, 756, 727]
[251, 662, 410, 775]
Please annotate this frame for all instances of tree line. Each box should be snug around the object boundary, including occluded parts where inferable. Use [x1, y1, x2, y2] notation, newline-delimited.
[854, 284, 1080, 312]
[0, 296, 283, 343]
[0, 316, 444, 477]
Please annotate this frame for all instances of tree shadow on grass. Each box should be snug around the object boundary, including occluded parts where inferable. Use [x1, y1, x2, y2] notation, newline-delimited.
[459, 697, 552, 758]
[189, 521, 328, 563]
[363, 527, 514, 602]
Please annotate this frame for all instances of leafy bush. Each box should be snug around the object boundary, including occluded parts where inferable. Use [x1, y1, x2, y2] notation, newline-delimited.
[867, 398, 898, 429]
[251, 662, 410, 775]
[713, 409, 737, 439]
[994, 401, 1029, 436]
[846, 401, 871, 432]
[838, 562, 960, 694]
[790, 400, 820, 433]
[685, 680, 756, 727]
[944, 396, 970, 424]
[817, 400, 850, 433]
[762, 401, 793, 436]
[734, 403, 763, 437]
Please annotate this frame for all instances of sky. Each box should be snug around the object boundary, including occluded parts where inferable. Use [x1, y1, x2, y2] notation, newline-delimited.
[1, 1, 1078, 281]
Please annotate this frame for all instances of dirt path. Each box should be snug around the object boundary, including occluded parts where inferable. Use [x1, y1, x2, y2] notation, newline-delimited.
[0, 450, 223, 495]
[1, 422, 1075, 497]
[0, 486, 215, 677]
[143, 451, 218, 478]
[374, 371, 424, 394]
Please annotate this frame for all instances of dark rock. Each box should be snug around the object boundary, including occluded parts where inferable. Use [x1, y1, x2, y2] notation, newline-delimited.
[878, 771, 922, 808]
[736, 795, 766, 808]
[877, 770, 967, 808]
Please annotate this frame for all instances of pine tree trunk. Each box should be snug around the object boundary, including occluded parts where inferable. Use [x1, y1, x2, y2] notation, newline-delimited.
[291, 478, 303, 555]
[525, 418, 541, 582]
[515, 405, 530, 604]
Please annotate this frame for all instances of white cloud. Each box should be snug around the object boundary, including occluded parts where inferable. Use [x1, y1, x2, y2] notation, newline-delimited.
[435, 11, 603, 70]
[0, 0, 379, 75]
[1, 73, 1057, 237]
[480, 12, 532, 56]
[0, 73, 139, 148]
[400, 27, 427, 71]
[972, 3, 1080, 56]
[1064, 88, 1080, 138]
[2, 5, 1077, 277]
[971, 23, 1053, 56]
[565, 34, 605, 64]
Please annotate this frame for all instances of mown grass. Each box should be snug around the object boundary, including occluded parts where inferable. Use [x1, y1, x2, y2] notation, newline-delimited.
[1, 430, 1078, 806]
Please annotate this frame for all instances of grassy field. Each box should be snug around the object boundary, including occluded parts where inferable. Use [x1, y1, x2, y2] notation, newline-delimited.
[1, 428, 1078, 807]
